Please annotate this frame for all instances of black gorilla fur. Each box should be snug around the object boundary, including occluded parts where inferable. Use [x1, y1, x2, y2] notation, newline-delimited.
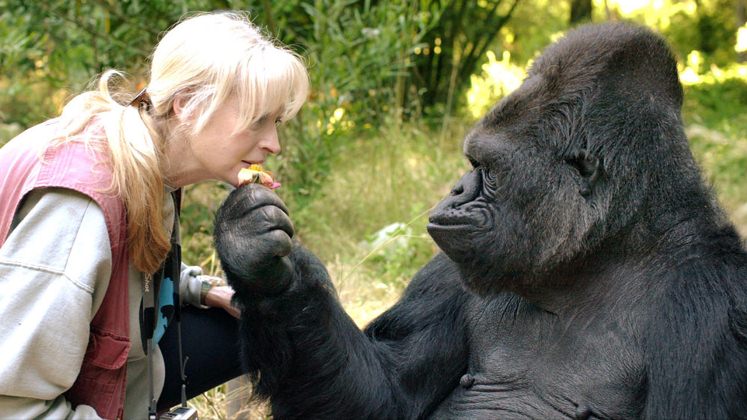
[215, 22, 747, 419]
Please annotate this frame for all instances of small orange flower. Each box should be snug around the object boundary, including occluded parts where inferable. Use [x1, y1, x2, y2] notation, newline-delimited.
[238, 164, 281, 189]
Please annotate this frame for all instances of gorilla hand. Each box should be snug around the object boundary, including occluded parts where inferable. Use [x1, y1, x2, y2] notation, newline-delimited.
[215, 184, 295, 297]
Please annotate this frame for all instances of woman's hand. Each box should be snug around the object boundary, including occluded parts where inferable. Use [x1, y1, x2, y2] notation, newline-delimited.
[204, 284, 241, 318]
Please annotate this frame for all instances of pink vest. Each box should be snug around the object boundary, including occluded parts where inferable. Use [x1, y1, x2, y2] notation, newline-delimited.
[0, 120, 130, 420]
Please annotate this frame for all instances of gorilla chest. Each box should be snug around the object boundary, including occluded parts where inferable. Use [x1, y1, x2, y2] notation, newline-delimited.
[433, 306, 644, 419]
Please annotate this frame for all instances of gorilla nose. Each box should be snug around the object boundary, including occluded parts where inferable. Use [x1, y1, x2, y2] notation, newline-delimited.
[429, 170, 482, 226]
[448, 170, 481, 206]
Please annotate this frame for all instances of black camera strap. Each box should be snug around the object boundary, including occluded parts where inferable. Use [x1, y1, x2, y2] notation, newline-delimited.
[143, 190, 189, 419]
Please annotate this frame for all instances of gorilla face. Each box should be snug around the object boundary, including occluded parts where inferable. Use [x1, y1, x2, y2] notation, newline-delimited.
[429, 118, 603, 293]
[428, 23, 690, 297]
[428, 64, 609, 296]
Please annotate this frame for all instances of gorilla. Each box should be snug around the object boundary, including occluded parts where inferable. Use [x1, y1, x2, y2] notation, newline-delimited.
[214, 22, 747, 419]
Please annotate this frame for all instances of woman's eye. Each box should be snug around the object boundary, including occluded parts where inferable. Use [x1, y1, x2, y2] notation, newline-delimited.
[251, 117, 267, 130]
[251, 115, 282, 130]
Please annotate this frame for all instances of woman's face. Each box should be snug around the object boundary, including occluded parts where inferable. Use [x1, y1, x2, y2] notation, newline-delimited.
[165, 96, 281, 188]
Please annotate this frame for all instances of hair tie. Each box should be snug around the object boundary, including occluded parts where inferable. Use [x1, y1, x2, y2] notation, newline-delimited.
[129, 88, 152, 110]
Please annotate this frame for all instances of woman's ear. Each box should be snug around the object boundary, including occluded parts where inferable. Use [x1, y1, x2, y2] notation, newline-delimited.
[171, 92, 190, 122]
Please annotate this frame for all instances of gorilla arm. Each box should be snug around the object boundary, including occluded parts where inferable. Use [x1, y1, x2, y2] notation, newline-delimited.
[214, 185, 469, 419]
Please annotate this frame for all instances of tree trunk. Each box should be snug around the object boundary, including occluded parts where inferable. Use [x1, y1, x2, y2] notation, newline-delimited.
[570, 0, 593, 25]
[410, 0, 521, 116]
[738, 0, 747, 62]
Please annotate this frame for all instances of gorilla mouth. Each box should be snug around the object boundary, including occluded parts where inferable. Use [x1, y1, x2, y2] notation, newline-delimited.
[427, 212, 481, 231]
[427, 215, 482, 264]
[427, 219, 476, 241]
[426, 221, 474, 234]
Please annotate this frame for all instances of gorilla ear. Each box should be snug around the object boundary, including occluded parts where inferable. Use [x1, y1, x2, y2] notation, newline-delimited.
[565, 149, 601, 198]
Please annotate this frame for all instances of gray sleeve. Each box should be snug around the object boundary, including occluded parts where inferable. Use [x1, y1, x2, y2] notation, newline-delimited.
[180, 262, 207, 308]
[0, 188, 112, 419]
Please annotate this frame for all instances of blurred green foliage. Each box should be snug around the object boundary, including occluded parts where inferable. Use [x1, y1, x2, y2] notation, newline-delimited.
[266, 0, 438, 208]
[684, 76, 747, 212]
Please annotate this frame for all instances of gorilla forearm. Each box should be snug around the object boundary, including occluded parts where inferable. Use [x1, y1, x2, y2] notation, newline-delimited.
[231, 247, 468, 418]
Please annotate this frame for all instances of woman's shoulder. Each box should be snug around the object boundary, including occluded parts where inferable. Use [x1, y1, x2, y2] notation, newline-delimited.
[3, 187, 112, 293]
[0, 118, 60, 155]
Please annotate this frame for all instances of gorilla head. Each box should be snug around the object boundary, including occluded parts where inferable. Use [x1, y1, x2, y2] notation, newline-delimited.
[428, 22, 708, 296]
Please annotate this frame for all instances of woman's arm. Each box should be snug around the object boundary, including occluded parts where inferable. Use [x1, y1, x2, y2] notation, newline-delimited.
[180, 263, 240, 318]
[0, 188, 112, 419]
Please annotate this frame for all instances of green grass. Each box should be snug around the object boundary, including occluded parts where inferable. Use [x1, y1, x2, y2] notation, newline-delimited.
[285, 121, 469, 301]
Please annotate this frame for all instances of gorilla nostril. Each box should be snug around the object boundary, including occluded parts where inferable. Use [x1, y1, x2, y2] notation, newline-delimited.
[452, 185, 464, 196]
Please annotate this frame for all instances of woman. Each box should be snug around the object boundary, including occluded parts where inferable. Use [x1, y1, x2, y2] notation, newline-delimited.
[0, 11, 308, 419]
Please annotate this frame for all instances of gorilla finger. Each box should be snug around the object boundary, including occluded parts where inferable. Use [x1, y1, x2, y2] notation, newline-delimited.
[256, 205, 295, 238]
[258, 256, 295, 295]
[225, 184, 290, 216]
[214, 230, 258, 266]
[221, 231, 292, 284]
[219, 226, 291, 260]
[262, 229, 294, 258]
[231, 255, 294, 297]
[216, 204, 294, 242]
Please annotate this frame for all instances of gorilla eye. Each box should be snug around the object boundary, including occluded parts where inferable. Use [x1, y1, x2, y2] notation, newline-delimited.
[564, 149, 601, 199]
[567, 158, 591, 177]
[468, 157, 480, 169]
[479, 167, 498, 190]
[565, 150, 599, 179]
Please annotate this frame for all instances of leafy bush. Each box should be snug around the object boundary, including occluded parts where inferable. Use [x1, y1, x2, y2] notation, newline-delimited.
[271, 0, 436, 208]
[683, 75, 747, 213]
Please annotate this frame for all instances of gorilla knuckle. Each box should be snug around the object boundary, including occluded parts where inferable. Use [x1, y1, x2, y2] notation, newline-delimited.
[265, 229, 293, 257]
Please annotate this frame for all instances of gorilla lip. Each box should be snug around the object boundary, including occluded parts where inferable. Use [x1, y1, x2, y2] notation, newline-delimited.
[425, 223, 476, 264]
[427, 212, 477, 229]
[426, 222, 474, 232]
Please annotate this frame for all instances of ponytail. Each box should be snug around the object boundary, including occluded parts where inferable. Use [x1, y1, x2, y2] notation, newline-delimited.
[58, 70, 170, 274]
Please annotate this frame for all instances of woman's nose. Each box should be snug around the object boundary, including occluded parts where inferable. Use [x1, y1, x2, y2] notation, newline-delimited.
[262, 127, 281, 154]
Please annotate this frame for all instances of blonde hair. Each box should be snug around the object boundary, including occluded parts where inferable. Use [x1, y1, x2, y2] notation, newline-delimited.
[57, 11, 309, 274]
